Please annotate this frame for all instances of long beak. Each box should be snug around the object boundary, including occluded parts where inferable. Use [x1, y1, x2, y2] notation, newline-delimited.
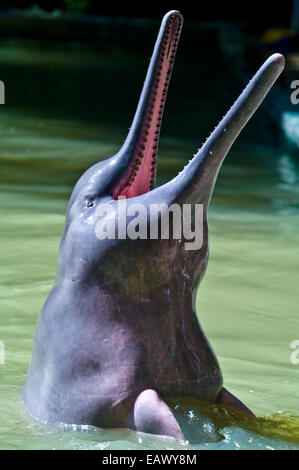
[111, 10, 183, 200]
[161, 53, 285, 208]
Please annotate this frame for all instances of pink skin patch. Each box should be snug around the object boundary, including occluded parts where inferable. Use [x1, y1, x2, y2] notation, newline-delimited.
[112, 13, 183, 200]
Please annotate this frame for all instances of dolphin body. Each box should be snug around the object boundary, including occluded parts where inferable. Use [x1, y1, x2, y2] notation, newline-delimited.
[23, 11, 284, 440]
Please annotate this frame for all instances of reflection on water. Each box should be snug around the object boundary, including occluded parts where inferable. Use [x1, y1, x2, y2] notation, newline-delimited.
[277, 153, 298, 191]
[0, 42, 298, 450]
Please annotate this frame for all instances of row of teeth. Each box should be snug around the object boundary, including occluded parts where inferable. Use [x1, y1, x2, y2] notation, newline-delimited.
[126, 14, 182, 190]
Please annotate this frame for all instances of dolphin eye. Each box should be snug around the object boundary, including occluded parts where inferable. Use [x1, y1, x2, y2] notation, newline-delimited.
[87, 201, 94, 208]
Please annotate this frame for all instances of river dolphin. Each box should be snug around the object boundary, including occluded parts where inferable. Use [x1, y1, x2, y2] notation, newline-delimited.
[23, 10, 284, 440]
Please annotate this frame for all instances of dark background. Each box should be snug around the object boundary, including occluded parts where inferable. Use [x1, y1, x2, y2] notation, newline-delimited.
[0, 1, 294, 28]
[0, 0, 295, 154]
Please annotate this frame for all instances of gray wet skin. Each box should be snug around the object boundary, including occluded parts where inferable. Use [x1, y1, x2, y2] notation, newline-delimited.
[23, 11, 284, 440]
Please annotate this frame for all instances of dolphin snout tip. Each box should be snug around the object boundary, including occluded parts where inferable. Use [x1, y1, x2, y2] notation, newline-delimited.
[260, 53, 285, 85]
[164, 10, 184, 21]
[269, 52, 285, 71]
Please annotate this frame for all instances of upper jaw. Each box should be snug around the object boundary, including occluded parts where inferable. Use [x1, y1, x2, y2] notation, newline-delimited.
[161, 53, 285, 208]
[109, 52, 284, 211]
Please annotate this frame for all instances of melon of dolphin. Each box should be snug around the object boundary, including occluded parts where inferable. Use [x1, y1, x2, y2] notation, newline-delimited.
[23, 11, 285, 440]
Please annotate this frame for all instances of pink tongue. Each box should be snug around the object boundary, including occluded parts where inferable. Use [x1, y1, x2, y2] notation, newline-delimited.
[112, 13, 182, 200]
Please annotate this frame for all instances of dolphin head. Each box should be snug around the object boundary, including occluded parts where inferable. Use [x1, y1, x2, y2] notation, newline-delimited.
[56, 11, 284, 298]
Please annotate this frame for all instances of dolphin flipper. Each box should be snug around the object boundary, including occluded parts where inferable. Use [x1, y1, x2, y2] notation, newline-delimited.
[217, 387, 255, 417]
[133, 389, 184, 440]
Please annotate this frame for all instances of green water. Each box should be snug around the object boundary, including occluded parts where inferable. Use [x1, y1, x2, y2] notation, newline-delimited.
[0, 42, 299, 450]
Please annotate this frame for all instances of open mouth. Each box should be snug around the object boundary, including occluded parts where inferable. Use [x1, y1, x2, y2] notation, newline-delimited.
[111, 11, 284, 209]
[111, 11, 183, 200]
